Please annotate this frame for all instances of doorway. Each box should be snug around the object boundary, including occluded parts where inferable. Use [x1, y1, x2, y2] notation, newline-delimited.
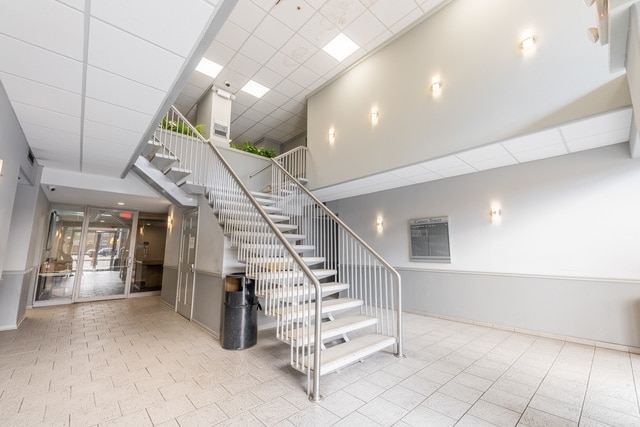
[176, 209, 198, 319]
[75, 208, 136, 301]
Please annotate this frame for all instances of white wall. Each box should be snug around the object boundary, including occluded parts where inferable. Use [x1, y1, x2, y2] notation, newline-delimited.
[327, 144, 640, 345]
[307, 0, 631, 190]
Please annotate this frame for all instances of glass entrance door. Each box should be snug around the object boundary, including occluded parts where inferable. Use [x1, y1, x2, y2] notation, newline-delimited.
[76, 208, 136, 300]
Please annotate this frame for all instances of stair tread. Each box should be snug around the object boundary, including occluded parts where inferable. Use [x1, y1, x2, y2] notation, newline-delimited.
[260, 282, 347, 299]
[232, 232, 305, 241]
[287, 314, 378, 346]
[213, 192, 277, 206]
[242, 243, 314, 252]
[224, 220, 297, 232]
[214, 201, 283, 214]
[273, 297, 361, 320]
[150, 153, 178, 170]
[246, 256, 325, 267]
[307, 333, 396, 375]
[218, 210, 289, 222]
[248, 269, 336, 282]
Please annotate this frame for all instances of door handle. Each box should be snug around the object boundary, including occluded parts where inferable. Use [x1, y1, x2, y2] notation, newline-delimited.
[189, 263, 195, 273]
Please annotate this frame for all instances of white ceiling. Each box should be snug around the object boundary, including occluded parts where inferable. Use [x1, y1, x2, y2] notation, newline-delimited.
[176, 0, 454, 144]
[0, 0, 637, 210]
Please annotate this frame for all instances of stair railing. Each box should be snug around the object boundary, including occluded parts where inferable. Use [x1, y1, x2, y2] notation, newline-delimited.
[249, 146, 308, 182]
[269, 161, 404, 358]
[155, 106, 324, 401]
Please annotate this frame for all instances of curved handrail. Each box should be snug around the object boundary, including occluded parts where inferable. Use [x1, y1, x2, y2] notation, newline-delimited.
[270, 159, 404, 357]
[160, 106, 325, 400]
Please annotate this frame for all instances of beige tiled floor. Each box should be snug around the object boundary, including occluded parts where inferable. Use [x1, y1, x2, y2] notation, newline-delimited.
[1, 297, 640, 426]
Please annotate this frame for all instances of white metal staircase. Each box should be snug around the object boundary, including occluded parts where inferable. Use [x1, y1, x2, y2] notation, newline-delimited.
[135, 106, 403, 401]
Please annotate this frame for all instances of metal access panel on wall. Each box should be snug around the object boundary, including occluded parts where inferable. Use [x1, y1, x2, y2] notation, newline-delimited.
[409, 216, 451, 263]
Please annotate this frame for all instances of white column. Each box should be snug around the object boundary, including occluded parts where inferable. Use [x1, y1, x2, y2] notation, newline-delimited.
[196, 87, 233, 148]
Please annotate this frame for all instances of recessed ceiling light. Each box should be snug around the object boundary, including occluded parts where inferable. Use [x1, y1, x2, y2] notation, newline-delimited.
[196, 57, 223, 78]
[323, 33, 359, 62]
[117, 202, 124, 206]
[241, 80, 270, 98]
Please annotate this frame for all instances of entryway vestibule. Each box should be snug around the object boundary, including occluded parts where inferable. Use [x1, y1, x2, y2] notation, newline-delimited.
[34, 204, 167, 306]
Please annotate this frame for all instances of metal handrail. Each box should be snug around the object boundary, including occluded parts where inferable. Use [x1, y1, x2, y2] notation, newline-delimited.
[154, 107, 324, 400]
[249, 146, 308, 179]
[271, 161, 404, 357]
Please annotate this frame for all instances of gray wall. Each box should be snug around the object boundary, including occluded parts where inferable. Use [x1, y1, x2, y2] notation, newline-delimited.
[328, 144, 640, 347]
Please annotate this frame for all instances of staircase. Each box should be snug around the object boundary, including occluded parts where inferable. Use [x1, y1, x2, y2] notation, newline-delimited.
[135, 106, 403, 401]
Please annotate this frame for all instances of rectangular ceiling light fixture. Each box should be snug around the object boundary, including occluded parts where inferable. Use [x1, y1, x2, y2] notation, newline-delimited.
[196, 57, 223, 78]
[241, 80, 270, 98]
[323, 33, 359, 62]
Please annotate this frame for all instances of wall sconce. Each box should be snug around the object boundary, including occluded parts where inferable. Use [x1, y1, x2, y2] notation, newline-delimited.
[430, 78, 442, 96]
[329, 128, 336, 144]
[519, 32, 536, 51]
[167, 216, 174, 230]
[371, 107, 379, 124]
[0, 158, 3, 176]
[490, 208, 502, 223]
[376, 217, 384, 232]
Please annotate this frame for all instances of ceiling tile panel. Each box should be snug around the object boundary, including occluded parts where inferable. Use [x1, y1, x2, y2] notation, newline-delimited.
[12, 103, 81, 135]
[281, 34, 317, 65]
[363, 29, 394, 51]
[319, 0, 366, 30]
[274, 80, 305, 98]
[254, 15, 296, 49]
[281, 99, 306, 115]
[83, 138, 135, 162]
[227, 0, 268, 30]
[565, 129, 630, 153]
[560, 108, 632, 141]
[501, 129, 564, 153]
[261, 90, 290, 107]
[343, 10, 387, 47]
[389, 164, 431, 178]
[297, 14, 342, 48]
[88, 19, 184, 91]
[241, 37, 278, 65]
[56, 0, 84, 11]
[207, 20, 250, 52]
[0, 0, 84, 60]
[252, 100, 279, 115]
[456, 143, 514, 163]
[287, 65, 321, 88]
[83, 120, 144, 146]
[437, 164, 477, 178]
[85, 66, 166, 115]
[260, 116, 285, 129]
[511, 144, 568, 163]
[466, 156, 518, 171]
[407, 171, 442, 183]
[369, 0, 418, 28]
[421, 155, 465, 171]
[84, 98, 152, 137]
[251, 67, 286, 89]
[203, 40, 237, 67]
[270, 0, 316, 31]
[21, 123, 79, 146]
[265, 52, 300, 77]
[91, 0, 213, 57]
[304, 51, 340, 76]
[0, 72, 81, 117]
[0, 36, 83, 93]
[227, 53, 262, 77]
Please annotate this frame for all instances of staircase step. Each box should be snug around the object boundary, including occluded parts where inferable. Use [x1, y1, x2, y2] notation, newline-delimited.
[273, 297, 362, 321]
[214, 200, 283, 214]
[142, 140, 162, 160]
[218, 210, 289, 223]
[150, 153, 178, 171]
[241, 243, 314, 253]
[246, 256, 325, 268]
[251, 190, 282, 200]
[232, 232, 305, 242]
[180, 181, 206, 195]
[224, 220, 298, 233]
[261, 282, 348, 301]
[212, 191, 277, 206]
[248, 269, 336, 283]
[306, 333, 396, 376]
[165, 167, 191, 183]
[287, 314, 378, 347]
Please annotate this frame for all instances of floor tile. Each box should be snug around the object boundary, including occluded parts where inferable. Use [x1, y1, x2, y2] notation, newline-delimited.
[357, 395, 408, 425]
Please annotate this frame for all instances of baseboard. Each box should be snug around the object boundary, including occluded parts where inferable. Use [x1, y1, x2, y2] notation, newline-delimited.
[0, 323, 17, 331]
[192, 318, 220, 341]
[404, 309, 640, 354]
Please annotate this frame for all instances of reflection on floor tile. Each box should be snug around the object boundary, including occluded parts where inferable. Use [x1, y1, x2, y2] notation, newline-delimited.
[2, 297, 640, 426]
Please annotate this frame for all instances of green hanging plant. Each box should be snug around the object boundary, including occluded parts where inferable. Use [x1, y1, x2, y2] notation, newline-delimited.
[161, 118, 204, 137]
[229, 141, 276, 158]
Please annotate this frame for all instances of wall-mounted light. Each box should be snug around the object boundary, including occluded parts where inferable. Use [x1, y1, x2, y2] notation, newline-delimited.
[490, 207, 502, 223]
[520, 31, 536, 51]
[329, 128, 336, 144]
[167, 216, 174, 230]
[0, 158, 3, 176]
[430, 79, 442, 94]
[376, 216, 384, 232]
[371, 107, 379, 124]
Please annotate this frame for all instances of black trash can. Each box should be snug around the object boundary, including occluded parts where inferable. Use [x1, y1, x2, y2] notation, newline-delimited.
[222, 273, 260, 350]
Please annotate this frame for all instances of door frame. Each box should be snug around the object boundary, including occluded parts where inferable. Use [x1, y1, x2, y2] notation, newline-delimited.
[176, 208, 198, 319]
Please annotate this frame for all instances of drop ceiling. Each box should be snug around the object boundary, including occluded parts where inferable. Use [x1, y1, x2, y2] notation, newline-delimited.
[0, 0, 637, 210]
